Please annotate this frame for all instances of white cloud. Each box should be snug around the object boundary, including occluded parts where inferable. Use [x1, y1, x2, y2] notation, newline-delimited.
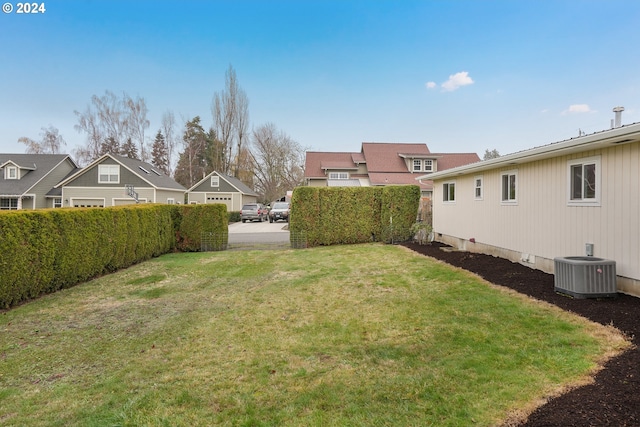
[441, 71, 474, 92]
[563, 104, 594, 114]
[425, 81, 437, 89]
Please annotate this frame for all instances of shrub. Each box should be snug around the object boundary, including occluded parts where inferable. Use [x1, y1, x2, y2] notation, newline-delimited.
[0, 204, 227, 309]
[290, 185, 420, 247]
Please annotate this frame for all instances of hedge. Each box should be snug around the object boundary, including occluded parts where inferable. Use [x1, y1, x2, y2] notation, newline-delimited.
[289, 185, 420, 247]
[0, 204, 227, 309]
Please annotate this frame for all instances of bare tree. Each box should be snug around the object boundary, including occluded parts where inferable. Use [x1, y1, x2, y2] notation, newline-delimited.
[483, 148, 500, 160]
[211, 65, 249, 177]
[250, 123, 306, 203]
[74, 90, 149, 164]
[125, 94, 150, 161]
[18, 126, 66, 154]
[161, 110, 178, 175]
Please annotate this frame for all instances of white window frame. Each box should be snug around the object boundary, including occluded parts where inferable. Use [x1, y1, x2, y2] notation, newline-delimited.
[501, 170, 518, 204]
[5, 166, 18, 180]
[0, 198, 18, 210]
[567, 156, 601, 206]
[211, 175, 220, 187]
[442, 181, 456, 203]
[167, 198, 175, 205]
[53, 198, 62, 208]
[424, 159, 433, 172]
[413, 159, 422, 171]
[474, 176, 483, 200]
[329, 172, 349, 180]
[98, 164, 120, 184]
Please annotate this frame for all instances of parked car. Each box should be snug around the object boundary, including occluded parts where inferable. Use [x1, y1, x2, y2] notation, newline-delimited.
[269, 202, 290, 223]
[241, 203, 267, 222]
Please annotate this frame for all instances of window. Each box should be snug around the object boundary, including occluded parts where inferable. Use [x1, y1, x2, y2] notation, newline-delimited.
[5, 166, 18, 180]
[424, 160, 433, 172]
[329, 172, 349, 179]
[98, 164, 120, 183]
[412, 159, 433, 172]
[0, 198, 18, 210]
[167, 198, 175, 205]
[211, 176, 220, 187]
[501, 171, 517, 203]
[568, 157, 600, 205]
[443, 182, 455, 202]
[474, 176, 483, 199]
[53, 198, 62, 208]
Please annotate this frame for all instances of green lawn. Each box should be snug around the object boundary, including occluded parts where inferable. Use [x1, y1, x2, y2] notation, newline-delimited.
[0, 244, 628, 426]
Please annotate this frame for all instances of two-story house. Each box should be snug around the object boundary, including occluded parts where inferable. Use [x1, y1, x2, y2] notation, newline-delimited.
[304, 142, 480, 199]
[0, 154, 78, 210]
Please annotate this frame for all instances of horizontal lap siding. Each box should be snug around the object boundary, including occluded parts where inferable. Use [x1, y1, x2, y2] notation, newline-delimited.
[433, 142, 640, 281]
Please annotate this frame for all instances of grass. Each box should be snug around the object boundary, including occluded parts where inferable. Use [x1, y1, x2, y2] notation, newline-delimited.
[0, 244, 629, 426]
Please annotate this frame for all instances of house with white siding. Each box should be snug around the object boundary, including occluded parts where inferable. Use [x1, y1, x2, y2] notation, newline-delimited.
[419, 121, 640, 297]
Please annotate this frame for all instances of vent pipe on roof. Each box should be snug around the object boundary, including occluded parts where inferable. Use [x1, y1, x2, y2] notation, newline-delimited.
[612, 106, 625, 128]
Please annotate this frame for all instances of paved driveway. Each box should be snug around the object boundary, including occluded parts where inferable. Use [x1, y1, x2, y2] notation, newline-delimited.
[228, 220, 289, 244]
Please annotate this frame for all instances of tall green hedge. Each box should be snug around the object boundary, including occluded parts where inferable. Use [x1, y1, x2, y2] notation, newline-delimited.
[175, 204, 228, 252]
[289, 185, 420, 247]
[0, 204, 227, 309]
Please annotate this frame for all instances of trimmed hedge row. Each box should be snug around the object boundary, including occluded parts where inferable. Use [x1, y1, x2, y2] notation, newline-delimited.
[289, 185, 420, 247]
[0, 204, 227, 309]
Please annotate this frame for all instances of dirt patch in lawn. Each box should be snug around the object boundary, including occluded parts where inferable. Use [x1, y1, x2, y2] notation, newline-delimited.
[402, 241, 640, 427]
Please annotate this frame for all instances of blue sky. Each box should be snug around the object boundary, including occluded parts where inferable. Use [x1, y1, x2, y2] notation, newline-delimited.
[2, 0, 640, 159]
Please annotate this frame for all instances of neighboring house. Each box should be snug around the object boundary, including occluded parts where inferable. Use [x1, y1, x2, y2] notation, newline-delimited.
[0, 153, 78, 210]
[420, 122, 640, 297]
[304, 142, 480, 198]
[186, 171, 258, 211]
[56, 153, 185, 207]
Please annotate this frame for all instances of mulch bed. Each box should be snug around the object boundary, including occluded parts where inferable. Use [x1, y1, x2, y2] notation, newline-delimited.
[402, 241, 640, 427]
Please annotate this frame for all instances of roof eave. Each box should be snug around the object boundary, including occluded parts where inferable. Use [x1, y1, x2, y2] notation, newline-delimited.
[418, 123, 640, 181]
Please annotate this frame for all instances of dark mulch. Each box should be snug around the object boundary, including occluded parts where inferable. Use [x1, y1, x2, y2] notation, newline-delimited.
[402, 241, 640, 427]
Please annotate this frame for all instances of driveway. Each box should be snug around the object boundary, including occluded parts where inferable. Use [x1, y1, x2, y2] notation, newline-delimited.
[228, 220, 290, 245]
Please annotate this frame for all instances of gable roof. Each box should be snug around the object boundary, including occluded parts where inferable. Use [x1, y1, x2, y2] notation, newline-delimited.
[305, 142, 479, 191]
[0, 154, 77, 196]
[188, 171, 258, 196]
[305, 152, 359, 178]
[362, 142, 432, 173]
[421, 122, 640, 181]
[57, 153, 185, 191]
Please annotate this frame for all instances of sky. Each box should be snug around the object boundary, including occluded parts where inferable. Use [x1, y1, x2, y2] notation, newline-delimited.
[2, 0, 640, 160]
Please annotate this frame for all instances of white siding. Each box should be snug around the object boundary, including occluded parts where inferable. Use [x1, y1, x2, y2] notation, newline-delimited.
[433, 142, 640, 288]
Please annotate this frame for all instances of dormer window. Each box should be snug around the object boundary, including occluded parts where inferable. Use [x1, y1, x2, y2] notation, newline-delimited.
[411, 159, 434, 172]
[5, 166, 18, 180]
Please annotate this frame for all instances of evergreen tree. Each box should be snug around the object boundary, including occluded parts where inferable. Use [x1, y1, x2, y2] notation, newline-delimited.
[173, 116, 207, 187]
[151, 130, 169, 174]
[100, 136, 120, 155]
[120, 137, 139, 160]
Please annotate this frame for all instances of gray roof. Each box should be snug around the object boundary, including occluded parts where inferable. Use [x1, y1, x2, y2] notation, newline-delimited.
[113, 155, 186, 190]
[57, 153, 186, 191]
[0, 153, 74, 196]
[188, 171, 258, 196]
[218, 172, 257, 196]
